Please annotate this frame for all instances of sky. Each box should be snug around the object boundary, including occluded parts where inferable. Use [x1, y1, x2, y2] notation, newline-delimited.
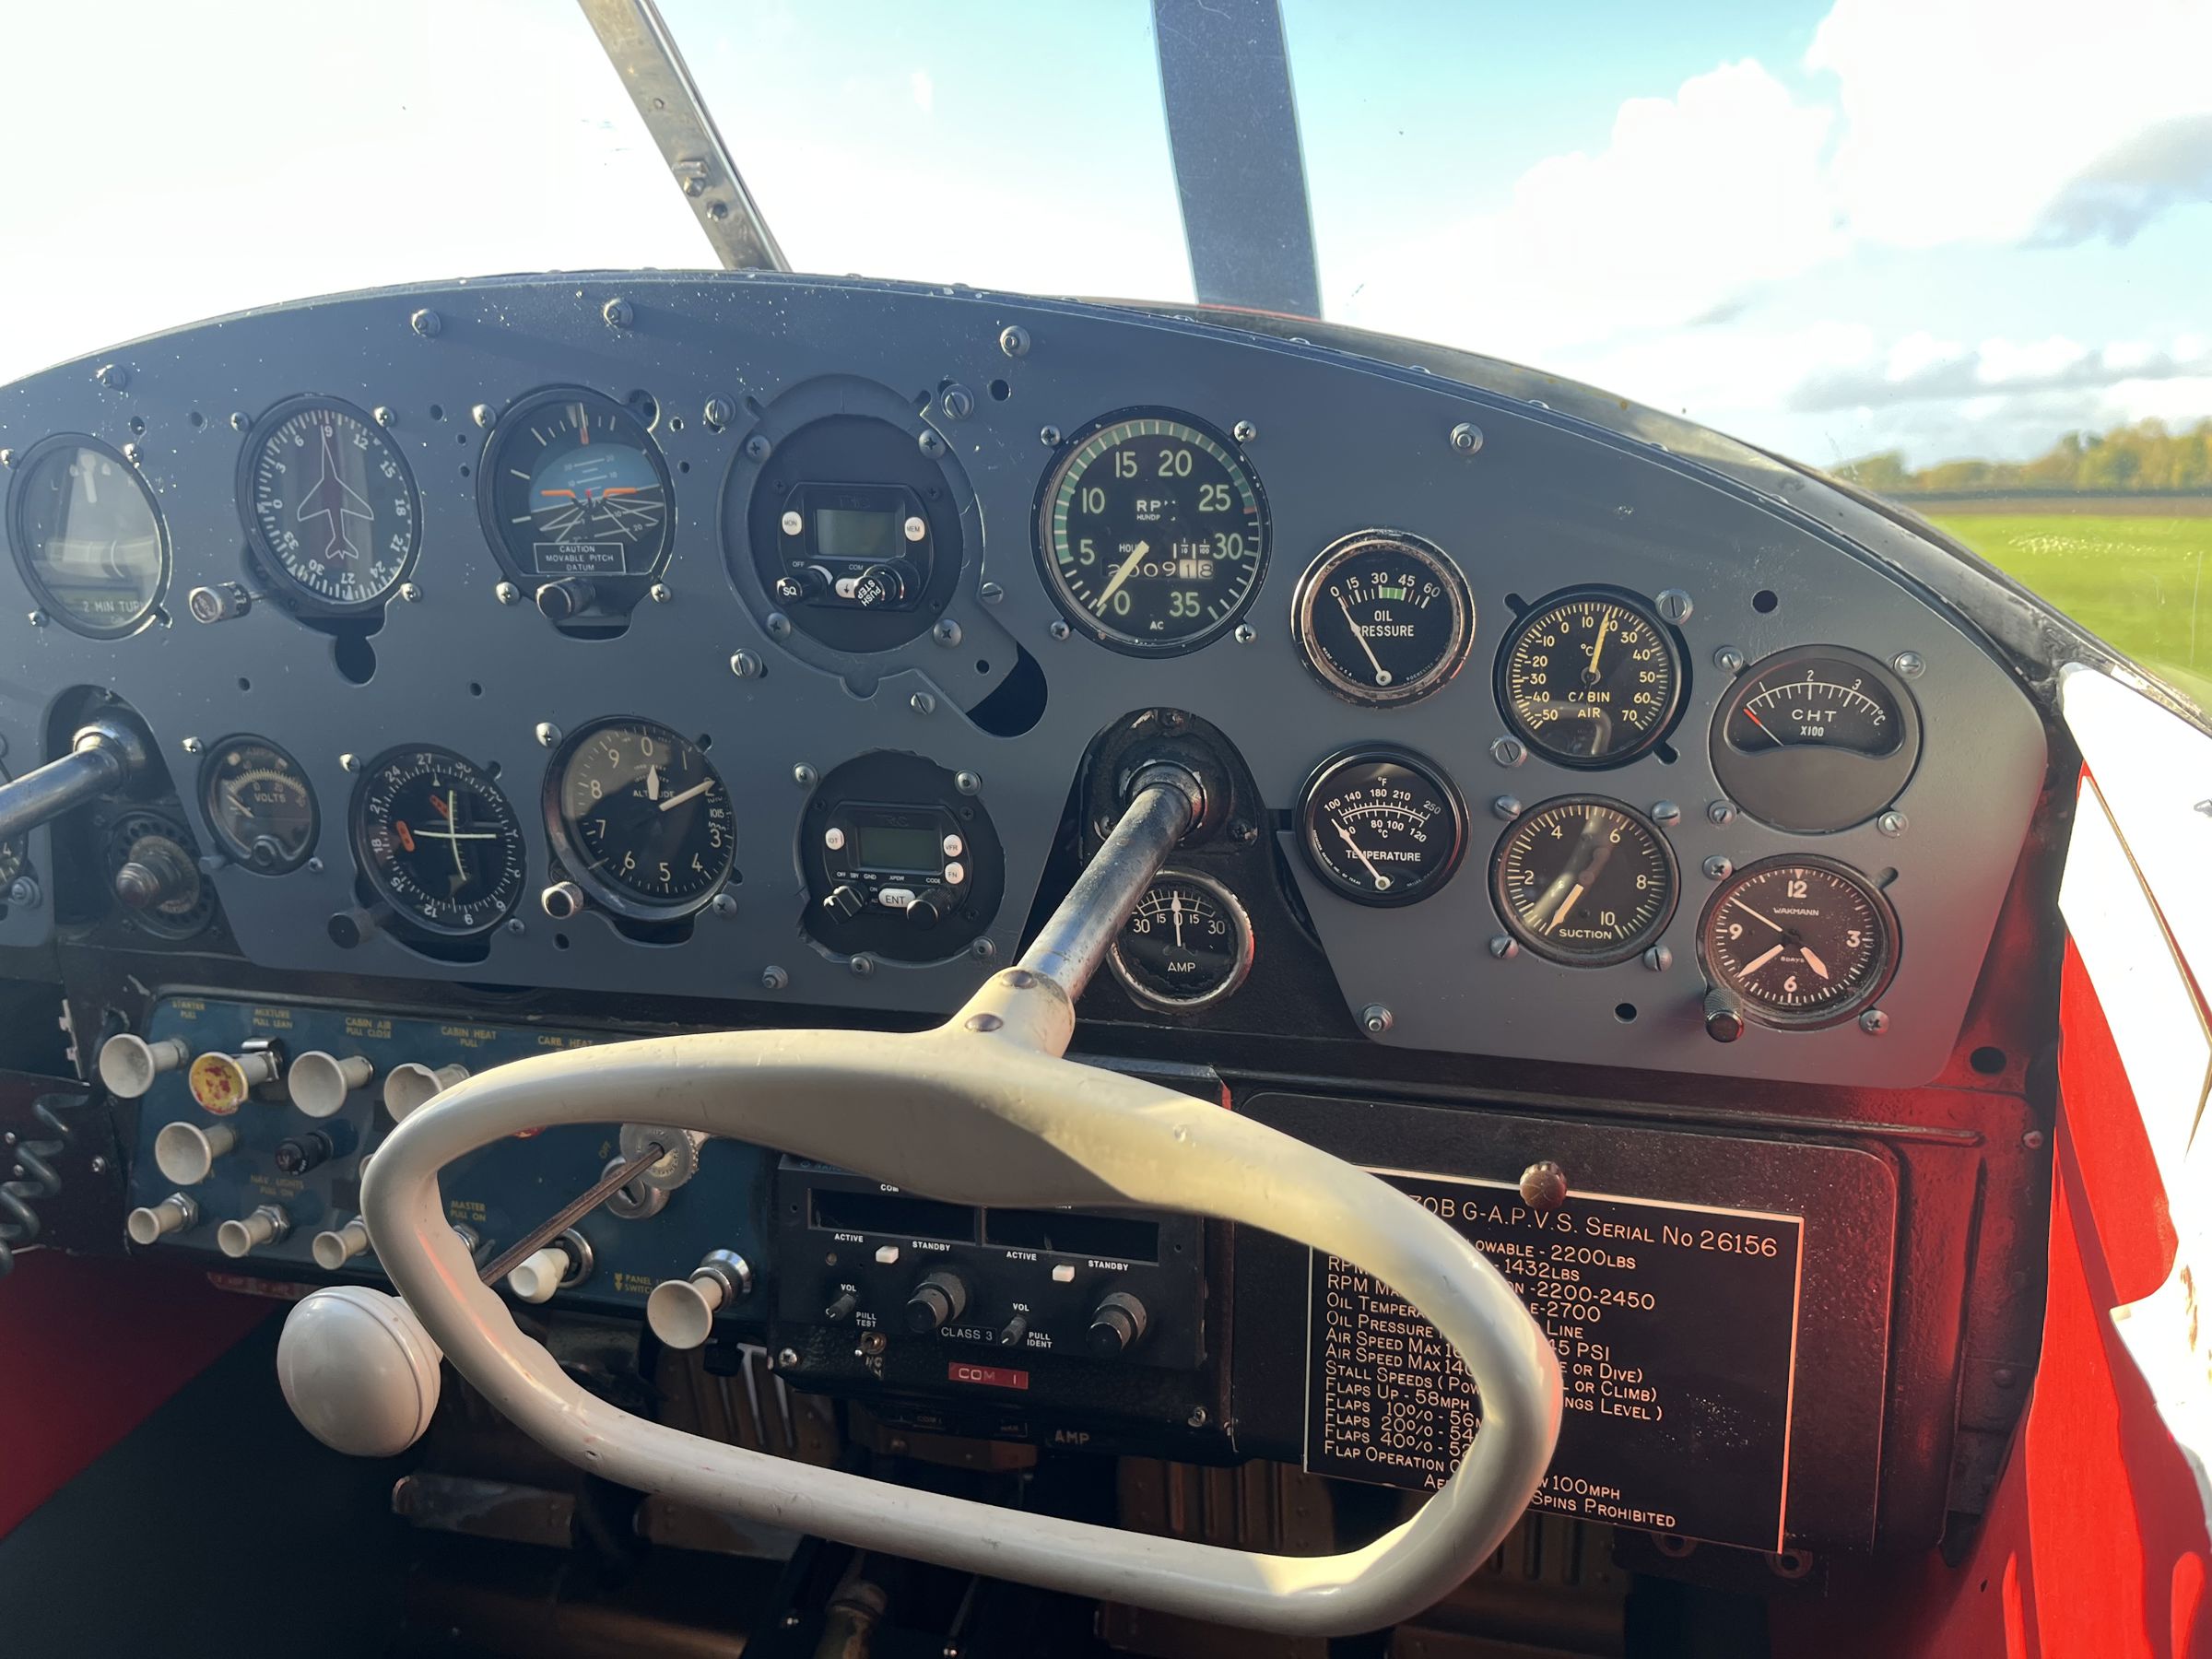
[1, 0, 2207, 473]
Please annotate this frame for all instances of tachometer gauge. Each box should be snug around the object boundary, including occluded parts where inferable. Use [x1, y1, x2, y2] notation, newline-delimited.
[547, 719, 734, 918]
[1036, 409, 1267, 654]
[1291, 531, 1475, 706]
[1110, 871, 1255, 1012]
[1700, 857, 1897, 1027]
[1499, 590, 1682, 765]
[481, 387, 673, 591]
[241, 396, 419, 611]
[7, 436, 168, 637]
[1492, 797, 1677, 966]
[1711, 647, 1921, 833]
[201, 737, 317, 873]
[1297, 748, 1467, 907]
[353, 747, 525, 935]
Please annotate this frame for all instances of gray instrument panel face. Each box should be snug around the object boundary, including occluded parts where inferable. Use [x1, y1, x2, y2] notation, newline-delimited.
[0, 275, 2045, 1086]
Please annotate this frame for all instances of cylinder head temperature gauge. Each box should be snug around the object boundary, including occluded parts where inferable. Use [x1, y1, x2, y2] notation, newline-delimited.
[1711, 647, 1921, 832]
[1109, 871, 1254, 1012]
[1700, 857, 1897, 1028]
[1291, 530, 1475, 706]
[1297, 748, 1467, 907]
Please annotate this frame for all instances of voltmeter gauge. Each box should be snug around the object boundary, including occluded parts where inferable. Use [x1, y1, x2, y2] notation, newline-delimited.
[1109, 871, 1255, 1012]
[1297, 748, 1467, 907]
[1711, 647, 1921, 832]
[201, 737, 317, 873]
[1498, 590, 1682, 765]
[1291, 530, 1475, 706]
[1035, 409, 1267, 654]
[1700, 858, 1897, 1028]
[240, 396, 419, 611]
[353, 747, 525, 936]
[547, 719, 734, 919]
[1491, 797, 1677, 966]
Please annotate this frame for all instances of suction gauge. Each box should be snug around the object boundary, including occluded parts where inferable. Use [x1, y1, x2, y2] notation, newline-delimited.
[1499, 590, 1682, 765]
[1492, 797, 1677, 966]
[1297, 748, 1467, 907]
[1292, 531, 1475, 706]
[1110, 871, 1254, 1012]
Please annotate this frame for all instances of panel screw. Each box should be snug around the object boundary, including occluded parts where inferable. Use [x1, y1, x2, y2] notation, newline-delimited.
[494, 581, 520, 605]
[1491, 794, 1522, 821]
[1643, 944, 1673, 971]
[27, 609, 47, 627]
[910, 691, 935, 715]
[1232, 419, 1257, 443]
[1449, 421, 1483, 454]
[472, 403, 496, 428]
[849, 955, 874, 977]
[649, 582, 671, 604]
[765, 611, 792, 639]
[1490, 735, 1527, 768]
[1360, 1004, 1394, 1035]
[1859, 1008, 1888, 1035]
[1892, 651, 1924, 678]
[711, 891, 738, 918]
[1186, 1406, 1209, 1428]
[1714, 646, 1747, 675]
[956, 771, 982, 795]
[122, 442, 140, 465]
[999, 324, 1030, 358]
[2022, 1128, 2047, 1150]
[1038, 425, 1062, 447]
[89, 1156, 108, 1175]
[1049, 620, 1071, 641]
[760, 965, 789, 991]
[1519, 1159, 1570, 1210]
[398, 581, 422, 602]
[1651, 800, 1681, 825]
[1702, 854, 1733, 880]
[793, 763, 818, 788]
[940, 384, 975, 422]
[1708, 799, 1737, 826]
[534, 723, 560, 748]
[745, 434, 772, 461]
[373, 406, 395, 427]
[1230, 818, 1257, 845]
[703, 397, 732, 429]
[730, 651, 763, 678]
[97, 362, 128, 390]
[971, 936, 996, 960]
[979, 582, 1004, 605]
[306, 857, 323, 874]
[1488, 935, 1519, 959]
[229, 411, 250, 431]
[410, 308, 442, 338]
[1877, 810, 1907, 838]
[340, 752, 360, 771]
[776, 1347, 800, 1370]
[1656, 588, 1694, 623]
[506, 918, 525, 935]
[181, 735, 204, 755]
[917, 429, 947, 458]
[1234, 623, 1258, 645]
[0, 449, 10, 467]
[601, 297, 633, 328]
[0, 877, 23, 910]
[933, 618, 962, 646]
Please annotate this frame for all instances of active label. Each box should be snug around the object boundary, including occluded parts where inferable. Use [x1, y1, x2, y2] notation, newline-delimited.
[1304, 1170, 1802, 1551]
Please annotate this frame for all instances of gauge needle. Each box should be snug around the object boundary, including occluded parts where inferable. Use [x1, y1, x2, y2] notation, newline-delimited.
[657, 778, 713, 813]
[1801, 946, 1831, 980]
[1731, 896, 1786, 933]
[1092, 541, 1150, 615]
[1334, 594, 1394, 686]
[1742, 705, 1785, 747]
[394, 819, 417, 853]
[1545, 883, 1586, 932]
[1584, 610, 1612, 680]
[1334, 821, 1391, 891]
[644, 764, 662, 803]
[1740, 943, 1785, 975]
[1171, 889, 1185, 948]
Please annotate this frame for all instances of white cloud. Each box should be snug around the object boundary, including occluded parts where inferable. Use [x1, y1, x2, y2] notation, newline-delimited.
[910, 70, 935, 116]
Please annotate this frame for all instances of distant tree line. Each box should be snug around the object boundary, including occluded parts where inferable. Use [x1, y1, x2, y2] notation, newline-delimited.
[1840, 418, 2212, 494]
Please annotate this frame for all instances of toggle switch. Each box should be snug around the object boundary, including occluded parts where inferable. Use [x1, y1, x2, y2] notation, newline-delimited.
[97, 1033, 190, 1099]
[288, 1051, 374, 1118]
[312, 1216, 373, 1270]
[153, 1119, 239, 1185]
[125, 1192, 199, 1245]
[645, 1250, 754, 1350]
[217, 1204, 290, 1259]
[384, 1062, 468, 1120]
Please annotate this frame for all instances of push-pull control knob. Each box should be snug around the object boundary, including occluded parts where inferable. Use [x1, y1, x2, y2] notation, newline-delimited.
[125, 1192, 199, 1245]
[113, 834, 197, 910]
[312, 1216, 373, 1270]
[506, 1230, 592, 1304]
[540, 881, 584, 920]
[1703, 987, 1747, 1044]
[187, 1046, 282, 1114]
[153, 1119, 239, 1185]
[901, 1270, 969, 1335]
[288, 1051, 374, 1118]
[384, 1062, 468, 1120]
[97, 1033, 190, 1099]
[1087, 1290, 1150, 1359]
[646, 1250, 754, 1349]
[217, 1204, 291, 1259]
[535, 578, 597, 621]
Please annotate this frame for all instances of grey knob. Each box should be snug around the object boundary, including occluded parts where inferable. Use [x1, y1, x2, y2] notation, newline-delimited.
[288, 1051, 374, 1118]
[384, 1062, 468, 1120]
[218, 1204, 291, 1259]
[126, 1192, 199, 1245]
[98, 1033, 190, 1099]
[153, 1119, 239, 1185]
[312, 1216, 373, 1270]
[646, 1250, 753, 1349]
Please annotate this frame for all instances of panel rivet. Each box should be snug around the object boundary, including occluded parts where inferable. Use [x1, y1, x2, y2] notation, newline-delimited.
[1449, 421, 1483, 454]
[1359, 1004, 1394, 1035]
[534, 724, 560, 748]
[602, 296, 633, 328]
[760, 965, 789, 991]
[956, 771, 982, 795]
[999, 325, 1030, 359]
[793, 763, 818, 788]
[410, 308, 442, 338]
[97, 362, 128, 391]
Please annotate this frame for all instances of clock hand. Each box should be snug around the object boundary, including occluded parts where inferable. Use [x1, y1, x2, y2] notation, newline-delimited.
[1800, 945, 1831, 980]
[1739, 943, 1786, 975]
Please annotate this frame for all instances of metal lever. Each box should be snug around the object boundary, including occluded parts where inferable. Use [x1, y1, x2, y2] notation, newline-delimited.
[1018, 760, 1203, 1000]
[0, 718, 147, 841]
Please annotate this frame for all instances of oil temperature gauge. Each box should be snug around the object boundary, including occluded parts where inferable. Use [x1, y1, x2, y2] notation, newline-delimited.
[1297, 748, 1467, 907]
[201, 737, 317, 874]
[1109, 871, 1254, 1012]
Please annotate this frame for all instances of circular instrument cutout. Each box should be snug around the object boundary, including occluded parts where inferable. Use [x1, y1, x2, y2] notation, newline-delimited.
[1498, 589, 1682, 766]
[480, 386, 673, 613]
[1110, 870, 1255, 1011]
[1711, 647, 1920, 832]
[202, 737, 317, 874]
[241, 396, 420, 611]
[8, 436, 168, 637]
[1297, 747, 1467, 907]
[1699, 857, 1898, 1027]
[1291, 530, 1475, 706]
[353, 747, 526, 936]
[1492, 797, 1677, 966]
[547, 719, 734, 919]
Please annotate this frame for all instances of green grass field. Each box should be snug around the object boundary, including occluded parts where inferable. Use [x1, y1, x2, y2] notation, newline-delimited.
[1927, 512, 2212, 710]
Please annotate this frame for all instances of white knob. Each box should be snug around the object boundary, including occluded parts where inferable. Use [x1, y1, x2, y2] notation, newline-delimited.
[312, 1216, 373, 1270]
[98, 1033, 190, 1099]
[125, 1192, 198, 1244]
[383, 1062, 468, 1120]
[288, 1051, 374, 1118]
[646, 1250, 750, 1349]
[217, 1204, 290, 1258]
[506, 1246, 571, 1304]
[277, 1287, 443, 1457]
[153, 1119, 238, 1185]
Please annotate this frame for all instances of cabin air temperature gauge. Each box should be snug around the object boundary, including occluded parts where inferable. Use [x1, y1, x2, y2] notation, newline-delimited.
[1498, 589, 1683, 765]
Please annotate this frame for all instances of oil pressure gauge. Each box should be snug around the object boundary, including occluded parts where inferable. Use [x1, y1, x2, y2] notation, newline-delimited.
[1109, 871, 1254, 1012]
[1291, 531, 1474, 706]
[1297, 748, 1467, 907]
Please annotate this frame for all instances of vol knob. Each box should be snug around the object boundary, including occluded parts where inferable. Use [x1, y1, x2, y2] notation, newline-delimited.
[998, 1312, 1030, 1347]
[823, 1289, 859, 1323]
[1087, 1290, 1150, 1359]
[902, 1270, 968, 1335]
